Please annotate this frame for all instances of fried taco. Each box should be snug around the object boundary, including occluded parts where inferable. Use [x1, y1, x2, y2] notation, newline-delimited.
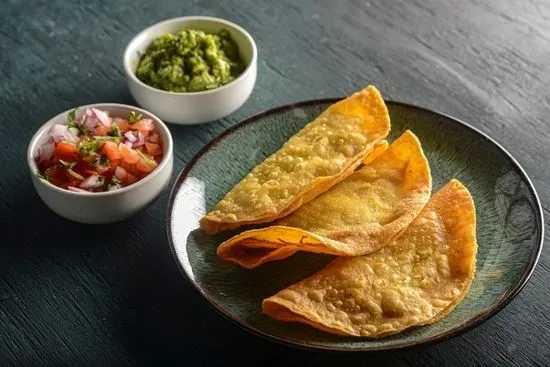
[200, 85, 391, 234]
[217, 130, 432, 268]
[262, 180, 477, 337]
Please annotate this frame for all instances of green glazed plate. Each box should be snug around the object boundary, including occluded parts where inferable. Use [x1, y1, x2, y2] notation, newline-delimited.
[167, 99, 543, 351]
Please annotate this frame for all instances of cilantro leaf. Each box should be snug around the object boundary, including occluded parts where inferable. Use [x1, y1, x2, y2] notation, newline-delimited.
[59, 159, 77, 170]
[108, 124, 121, 137]
[79, 140, 101, 155]
[90, 155, 109, 168]
[36, 171, 48, 181]
[127, 111, 143, 124]
[68, 108, 78, 124]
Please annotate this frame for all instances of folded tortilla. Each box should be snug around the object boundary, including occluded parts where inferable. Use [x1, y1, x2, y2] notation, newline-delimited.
[217, 130, 432, 268]
[263, 179, 477, 337]
[200, 85, 391, 234]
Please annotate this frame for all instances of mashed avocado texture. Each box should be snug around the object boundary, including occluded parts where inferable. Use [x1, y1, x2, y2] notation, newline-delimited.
[136, 28, 245, 92]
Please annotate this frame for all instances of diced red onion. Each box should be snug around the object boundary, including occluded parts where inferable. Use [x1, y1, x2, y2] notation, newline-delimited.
[124, 141, 133, 149]
[76, 114, 86, 125]
[114, 166, 126, 180]
[68, 186, 89, 193]
[49, 124, 66, 140]
[108, 184, 122, 191]
[37, 140, 55, 162]
[132, 131, 145, 148]
[82, 113, 97, 133]
[90, 108, 111, 128]
[124, 131, 137, 143]
[79, 175, 104, 189]
[49, 124, 79, 144]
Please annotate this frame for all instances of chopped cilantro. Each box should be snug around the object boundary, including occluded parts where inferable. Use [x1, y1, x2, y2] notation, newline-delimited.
[68, 108, 78, 124]
[108, 175, 122, 191]
[67, 108, 88, 136]
[90, 155, 109, 168]
[79, 140, 101, 155]
[36, 171, 48, 181]
[59, 159, 77, 170]
[127, 111, 143, 124]
[93, 136, 121, 143]
[108, 124, 121, 137]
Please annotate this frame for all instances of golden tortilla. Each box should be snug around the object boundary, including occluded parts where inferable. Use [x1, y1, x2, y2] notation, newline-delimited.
[217, 130, 432, 268]
[363, 139, 388, 165]
[200, 85, 391, 234]
[262, 179, 477, 337]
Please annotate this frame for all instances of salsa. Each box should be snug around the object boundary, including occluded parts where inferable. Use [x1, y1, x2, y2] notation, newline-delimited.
[35, 108, 163, 193]
[135, 28, 245, 93]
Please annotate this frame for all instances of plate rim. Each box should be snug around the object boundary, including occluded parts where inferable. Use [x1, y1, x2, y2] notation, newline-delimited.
[165, 98, 544, 352]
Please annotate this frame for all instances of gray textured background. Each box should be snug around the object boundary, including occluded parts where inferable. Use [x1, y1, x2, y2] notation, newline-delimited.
[0, 0, 548, 365]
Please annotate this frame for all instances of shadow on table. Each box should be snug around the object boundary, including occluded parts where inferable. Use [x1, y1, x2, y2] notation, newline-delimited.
[0, 184, 129, 258]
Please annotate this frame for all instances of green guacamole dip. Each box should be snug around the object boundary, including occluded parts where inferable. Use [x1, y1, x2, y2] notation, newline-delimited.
[135, 28, 245, 93]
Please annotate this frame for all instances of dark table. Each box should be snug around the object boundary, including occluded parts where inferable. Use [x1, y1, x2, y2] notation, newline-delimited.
[1, 0, 549, 365]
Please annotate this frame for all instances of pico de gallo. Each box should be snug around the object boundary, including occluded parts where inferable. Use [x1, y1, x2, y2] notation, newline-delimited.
[35, 107, 163, 193]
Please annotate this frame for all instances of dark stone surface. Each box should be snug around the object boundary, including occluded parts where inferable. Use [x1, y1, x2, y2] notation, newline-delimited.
[0, 0, 548, 365]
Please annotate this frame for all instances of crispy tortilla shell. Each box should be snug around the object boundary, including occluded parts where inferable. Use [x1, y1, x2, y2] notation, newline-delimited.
[217, 130, 432, 268]
[262, 180, 477, 337]
[200, 85, 391, 234]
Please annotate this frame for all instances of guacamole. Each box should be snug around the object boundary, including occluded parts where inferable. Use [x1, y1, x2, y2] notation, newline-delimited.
[136, 28, 245, 93]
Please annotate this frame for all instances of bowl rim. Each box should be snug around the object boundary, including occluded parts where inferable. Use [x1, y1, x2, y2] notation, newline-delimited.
[123, 15, 258, 96]
[27, 103, 174, 197]
[165, 98, 544, 352]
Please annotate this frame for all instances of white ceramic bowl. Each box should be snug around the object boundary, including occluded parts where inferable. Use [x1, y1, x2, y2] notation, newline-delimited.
[27, 103, 174, 224]
[123, 16, 258, 125]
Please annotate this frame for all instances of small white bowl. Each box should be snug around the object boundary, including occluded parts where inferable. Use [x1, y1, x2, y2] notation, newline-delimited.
[27, 103, 174, 224]
[123, 16, 258, 125]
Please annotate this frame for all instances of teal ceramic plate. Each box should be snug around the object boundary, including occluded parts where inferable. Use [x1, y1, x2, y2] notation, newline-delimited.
[167, 99, 543, 351]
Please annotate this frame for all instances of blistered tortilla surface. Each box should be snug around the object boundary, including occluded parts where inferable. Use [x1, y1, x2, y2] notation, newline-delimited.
[217, 130, 432, 268]
[262, 180, 477, 337]
[200, 85, 391, 234]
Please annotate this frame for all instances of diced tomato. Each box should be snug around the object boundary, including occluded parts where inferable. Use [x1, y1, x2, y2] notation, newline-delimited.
[114, 166, 127, 181]
[54, 142, 78, 161]
[130, 118, 154, 132]
[145, 142, 162, 156]
[147, 133, 160, 143]
[102, 141, 122, 160]
[116, 120, 130, 133]
[109, 158, 120, 169]
[119, 143, 139, 164]
[136, 159, 155, 173]
[116, 165, 138, 185]
[95, 124, 109, 136]
[37, 108, 163, 193]
[126, 173, 138, 185]
[128, 163, 139, 176]
[45, 165, 71, 188]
